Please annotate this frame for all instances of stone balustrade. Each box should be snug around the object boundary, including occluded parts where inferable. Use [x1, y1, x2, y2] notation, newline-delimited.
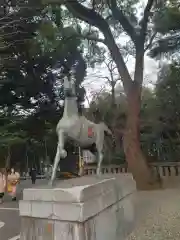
[84, 162, 180, 177]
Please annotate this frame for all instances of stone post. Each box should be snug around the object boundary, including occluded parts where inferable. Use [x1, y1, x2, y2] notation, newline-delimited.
[19, 174, 136, 240]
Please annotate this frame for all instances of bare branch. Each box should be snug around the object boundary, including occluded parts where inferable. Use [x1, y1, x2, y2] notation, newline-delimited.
[144, 31, 157, 52]
[105, 59, 116, 72]
[140, 0, 154, 39]
[107, 0, 137, 43]
[133, 0, 155, 85]
[102, 76, 110, 82]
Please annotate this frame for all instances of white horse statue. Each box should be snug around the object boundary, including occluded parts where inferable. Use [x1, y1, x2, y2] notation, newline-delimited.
[49, 76, 114, 185]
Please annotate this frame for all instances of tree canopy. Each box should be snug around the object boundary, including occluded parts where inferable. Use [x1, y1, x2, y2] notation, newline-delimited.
[150, 0, 180, 57]
[0, 1, 87, 170]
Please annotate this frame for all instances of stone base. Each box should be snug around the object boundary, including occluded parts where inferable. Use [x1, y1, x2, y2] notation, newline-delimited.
[19, 174, 136, 240]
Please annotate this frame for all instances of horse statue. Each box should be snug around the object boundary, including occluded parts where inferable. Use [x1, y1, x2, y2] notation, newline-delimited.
[49, 76, 114, 185]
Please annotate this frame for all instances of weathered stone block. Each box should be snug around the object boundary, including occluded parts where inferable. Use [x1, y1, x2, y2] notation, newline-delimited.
[19, 174, 136, 240]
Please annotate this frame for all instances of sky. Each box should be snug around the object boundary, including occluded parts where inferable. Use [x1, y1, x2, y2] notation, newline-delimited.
[82, 0, 160, 105]
[83, 55, 159, 97]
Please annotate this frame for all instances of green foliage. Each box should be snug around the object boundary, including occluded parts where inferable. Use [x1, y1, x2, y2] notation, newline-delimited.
[141, 64, 180, 161]
[155, 7, 180, 34]
[0, 1, 87, 170]
[39, 21, 57, 40]
[150, 2, 180, 57]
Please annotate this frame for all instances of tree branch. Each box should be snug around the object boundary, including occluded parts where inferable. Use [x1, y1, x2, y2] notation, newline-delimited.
[74, 33, 105, 43]
[140, 0, 155, 39]
[107, 0, 137, 43]
[61, 0, 133, 94]
[65, 0, 108, 32]
[144, 31, 157, 52]
[133, 0, 155, 85]
[105, 59, 116, 73]
[101, 76, 110, 82]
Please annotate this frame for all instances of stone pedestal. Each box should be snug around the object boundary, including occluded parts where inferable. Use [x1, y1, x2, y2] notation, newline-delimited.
[19, 174, 136, 240]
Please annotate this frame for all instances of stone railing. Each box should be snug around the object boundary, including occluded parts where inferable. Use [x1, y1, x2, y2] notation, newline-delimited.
[84, 162, 180, 177]
[84, 164, 128, 175]
[150, 162, 180, 177]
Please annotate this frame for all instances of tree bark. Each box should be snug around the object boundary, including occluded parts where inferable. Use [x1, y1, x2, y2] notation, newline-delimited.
[123, 84, 161, 190]
[111, 82, 116, 108]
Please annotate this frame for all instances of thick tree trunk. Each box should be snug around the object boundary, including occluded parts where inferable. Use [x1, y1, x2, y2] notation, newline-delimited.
[123, 84, 161, 190]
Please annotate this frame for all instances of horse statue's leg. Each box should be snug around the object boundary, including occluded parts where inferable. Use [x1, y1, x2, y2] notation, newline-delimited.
[96, 130, 104, 175]
[49, 130, 67, 186]
[97, 151, 103, 175]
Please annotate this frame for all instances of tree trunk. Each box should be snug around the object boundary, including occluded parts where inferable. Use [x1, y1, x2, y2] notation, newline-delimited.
[111, 82, 116, 108]
[123, 84, 161, 190]
[98, 26, 161, 190]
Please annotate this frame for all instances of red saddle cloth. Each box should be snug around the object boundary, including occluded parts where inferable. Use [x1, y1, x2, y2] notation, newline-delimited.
[88, 127, 94, 137]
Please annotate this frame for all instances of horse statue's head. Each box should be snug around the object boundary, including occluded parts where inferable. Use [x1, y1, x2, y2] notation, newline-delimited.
[63, 75, 76, 98]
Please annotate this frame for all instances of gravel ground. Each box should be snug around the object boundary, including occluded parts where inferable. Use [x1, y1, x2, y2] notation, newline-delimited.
[126, 189, 180, 240]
